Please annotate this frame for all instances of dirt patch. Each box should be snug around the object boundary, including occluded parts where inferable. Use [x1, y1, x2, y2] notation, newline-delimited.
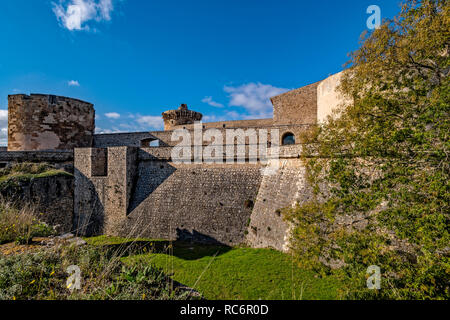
[0, 235, 86, 256]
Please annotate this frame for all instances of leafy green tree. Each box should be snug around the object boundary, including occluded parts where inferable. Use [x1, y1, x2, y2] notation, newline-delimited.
[285, 0, 449, 299]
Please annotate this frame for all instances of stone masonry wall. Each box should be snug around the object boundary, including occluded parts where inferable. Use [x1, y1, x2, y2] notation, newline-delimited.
[172, 118, 274, 130]
[73, 148, 107, 236]
[317, 71, 352, 123]
[93, 132, 157, 148]
[121, 162, 263, 245]
[73, 144, 310, 248]
[74, 146, 263, 244]
[73, 147, 137, 236]
[8, 94, 94, 151]
[149, 124, 312, 148]
[271, 82, 320, 125]
[245, 154, 313, 251]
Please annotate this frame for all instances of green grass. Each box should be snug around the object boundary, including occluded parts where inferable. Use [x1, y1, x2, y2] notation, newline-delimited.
[84, 235, 164, 246]
[86, 236, 341, 300]
[0, 170, 72, 183]
[0, 162, 72, 185]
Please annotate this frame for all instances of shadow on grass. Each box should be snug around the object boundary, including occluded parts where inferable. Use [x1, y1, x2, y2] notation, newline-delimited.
[91, 229, 232, 260]
[100, 241, 231, 260]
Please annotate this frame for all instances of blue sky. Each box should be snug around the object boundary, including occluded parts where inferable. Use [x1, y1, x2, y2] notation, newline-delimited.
[0, 0, 402, 143]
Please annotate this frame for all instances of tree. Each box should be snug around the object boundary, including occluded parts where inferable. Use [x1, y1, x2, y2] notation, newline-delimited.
[285, 0, 449, 299]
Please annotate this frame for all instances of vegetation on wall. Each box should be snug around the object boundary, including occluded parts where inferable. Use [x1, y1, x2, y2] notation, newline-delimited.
[0, 162, 71, 188]
[285, 0, 449, 299]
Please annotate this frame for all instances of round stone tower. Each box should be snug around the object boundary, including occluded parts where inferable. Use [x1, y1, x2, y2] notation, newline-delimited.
[8, 94, 95, 151]
[162, 104, 203, 131]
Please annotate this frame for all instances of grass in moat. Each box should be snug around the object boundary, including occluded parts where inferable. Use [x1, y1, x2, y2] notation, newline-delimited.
[84, 235, 341, 300]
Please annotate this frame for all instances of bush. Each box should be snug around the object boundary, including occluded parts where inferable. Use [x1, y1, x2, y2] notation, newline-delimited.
[286, 0, 449, 300]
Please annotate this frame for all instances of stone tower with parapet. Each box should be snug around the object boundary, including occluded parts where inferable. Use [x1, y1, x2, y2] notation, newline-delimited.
[161, 104, 202, 131]
[7, 94, 95, 151]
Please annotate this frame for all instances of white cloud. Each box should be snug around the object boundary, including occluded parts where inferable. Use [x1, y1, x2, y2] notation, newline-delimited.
[225, 110, 242, 119]
[95, 127, 120, 134]
[224, 83, 290, 118]
[105, 112, 120, 119]
[202, 114, 226, 122]
[52, 0, 114, 31]
[201, 96, 224, 108]
[95, 82, 290, 135]
[68, 80, 80, 86]
[136, 115, 163, 130]
[97, 111, 163, 134]
[0, 110, 7, 146]
[0, 110, 8, 121]
[97, 0, 113, 20]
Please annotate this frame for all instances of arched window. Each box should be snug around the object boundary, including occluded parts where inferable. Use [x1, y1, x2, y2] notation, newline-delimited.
[282, 132, 295, 145]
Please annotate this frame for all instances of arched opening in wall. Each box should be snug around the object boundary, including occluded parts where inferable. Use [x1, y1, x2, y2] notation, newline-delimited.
[149, 140, 159, 147]
[141, 138, 159, 147]
[282, 132, 295, 145]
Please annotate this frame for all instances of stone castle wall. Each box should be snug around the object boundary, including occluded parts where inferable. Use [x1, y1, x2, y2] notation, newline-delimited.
[317, 71, 351, 123]
[8, 94, 94, 151]
[246, 157, 313, 251]
[93, 132, 157, 148]
[74, 146, 263, 243]
[271, 81, 320, 125]
[123, 161, 263, 244]
[170, 118, 274, 130]
[92, 124, 313, 151]
[73, 145, 307, 248]
[2, 71, 348, 249]
[73, 147, 136, 236]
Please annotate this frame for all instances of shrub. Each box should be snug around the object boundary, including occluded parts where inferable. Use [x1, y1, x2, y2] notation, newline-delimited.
[286, 0, 449, 299]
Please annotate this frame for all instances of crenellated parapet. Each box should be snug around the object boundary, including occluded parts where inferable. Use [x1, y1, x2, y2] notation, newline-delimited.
[162, 104, 202, 131]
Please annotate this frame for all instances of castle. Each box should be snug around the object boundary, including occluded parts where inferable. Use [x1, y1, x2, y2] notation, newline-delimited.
[1, 72, 346, 251]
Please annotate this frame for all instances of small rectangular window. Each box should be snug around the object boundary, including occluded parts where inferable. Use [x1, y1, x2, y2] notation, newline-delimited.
[91, 148, 107, 176]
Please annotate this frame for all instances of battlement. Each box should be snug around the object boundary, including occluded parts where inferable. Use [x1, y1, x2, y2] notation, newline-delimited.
[162, 104, 203, 130]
